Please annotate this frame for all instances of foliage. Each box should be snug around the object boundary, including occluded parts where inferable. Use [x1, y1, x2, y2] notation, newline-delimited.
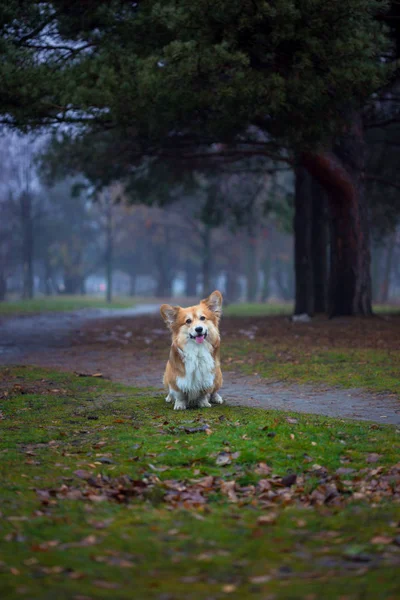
[0, 1, 389, 152]
[1, 365, 400, 599]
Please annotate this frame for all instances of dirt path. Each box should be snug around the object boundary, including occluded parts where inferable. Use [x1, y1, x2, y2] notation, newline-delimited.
[1, 307, 399, 425]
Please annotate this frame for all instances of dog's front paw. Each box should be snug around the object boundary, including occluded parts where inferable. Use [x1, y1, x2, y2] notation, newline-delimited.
[198, 396, 212, 408]
[210, 392, 223, 405]
[174, 400, 187, 410]
[165, 393, 173, 403]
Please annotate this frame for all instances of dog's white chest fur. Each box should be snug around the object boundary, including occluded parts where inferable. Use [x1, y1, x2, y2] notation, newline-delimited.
[176, 342, 215, 397]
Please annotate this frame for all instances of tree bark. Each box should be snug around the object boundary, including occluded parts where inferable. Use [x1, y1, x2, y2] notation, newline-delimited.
[129, 273, 136, 297]
[185, 260, 197, 296]
[20, 191, 34, 299]
[0, 268, 6, 301]
[246, 236, 259, 302]
[311, 178, 328, 313]
[371, 244, 383, 303]
[294, 168, 314, 315]
[202, 226, 212, 295]
[43, 256, 53, 296]
[380, 233, 396, 303]
[303, 114, 372, 317]
[225, 254, 241, 303]
[260, 253, 271, 302]
[63, 274, 84, 294]
[105, 195, 113, 304]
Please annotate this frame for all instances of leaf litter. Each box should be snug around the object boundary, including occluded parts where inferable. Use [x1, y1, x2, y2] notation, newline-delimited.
[35, 462, 400, 511]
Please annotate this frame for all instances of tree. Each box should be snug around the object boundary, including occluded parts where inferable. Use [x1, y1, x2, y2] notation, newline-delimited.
[0, 132, 47, 299]
[0, 1, 391, 314]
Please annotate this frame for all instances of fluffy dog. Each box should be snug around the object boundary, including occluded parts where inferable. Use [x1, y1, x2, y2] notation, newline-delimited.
[160, 290, 223, 410]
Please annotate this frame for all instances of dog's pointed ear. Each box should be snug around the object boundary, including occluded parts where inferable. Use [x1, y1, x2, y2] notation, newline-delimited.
[201, 290, 223, 320]
[160, 304, 180, 329]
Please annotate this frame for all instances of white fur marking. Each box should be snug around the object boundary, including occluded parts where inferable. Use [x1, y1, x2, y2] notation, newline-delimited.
[176, 341, 215, 401]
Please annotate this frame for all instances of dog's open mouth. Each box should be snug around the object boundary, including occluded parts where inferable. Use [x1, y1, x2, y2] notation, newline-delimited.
[190, 332, 207, 344]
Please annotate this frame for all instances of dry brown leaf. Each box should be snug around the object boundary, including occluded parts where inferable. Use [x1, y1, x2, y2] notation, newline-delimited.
[257, 513, 277, 526]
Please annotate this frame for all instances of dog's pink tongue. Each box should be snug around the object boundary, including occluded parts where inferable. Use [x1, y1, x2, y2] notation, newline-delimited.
[195, 335, 205, 344]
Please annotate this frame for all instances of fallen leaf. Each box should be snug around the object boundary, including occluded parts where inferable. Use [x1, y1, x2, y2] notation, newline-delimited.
[222, 584, 237, 593]
[370, 535, 393, 545]
[93, 580, 120, 589]
[74, 470, 92, 479]
[254, 463, 271, 475]
[257, 513, 277, 526]
[249, 575, 271, 584]
[216, 452, 232, 467]
[281, 474, 297, 487]
[366, 453, 381, 463]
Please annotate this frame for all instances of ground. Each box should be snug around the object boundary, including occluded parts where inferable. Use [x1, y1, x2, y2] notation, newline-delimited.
[1, 303, 400, 423]
[0, 301, 400, 598]
[1, 366, 400, 600]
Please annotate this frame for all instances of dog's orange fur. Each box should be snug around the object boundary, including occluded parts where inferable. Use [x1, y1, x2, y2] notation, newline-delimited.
[160, 291, 223, 409]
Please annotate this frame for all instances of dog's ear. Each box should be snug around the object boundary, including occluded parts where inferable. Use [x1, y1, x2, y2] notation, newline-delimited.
[160, 304, 180, 329]
[201, 290, 223, 320]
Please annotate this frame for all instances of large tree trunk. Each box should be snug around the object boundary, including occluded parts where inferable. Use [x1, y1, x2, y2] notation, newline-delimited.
[43, 256, 53, 296]
[371, 244, 383, 303]
[294, 168, 314, 315]
[246, 235, 259, 302]
[225, 252, 241, 303]
[105, 196, 113, 304]
[202, 226, 212, 295]
[260, 253, 271, 302]
[380, 233, 396, 304]
[20, 191, 34, 299]
[63, 274, 84, 295]
[0, 268, 6, 301]
[129, 273, 136, 297]
[311, 178, 328, 313]
[185, 260, 197, 296]
[303, 114, 372, 317]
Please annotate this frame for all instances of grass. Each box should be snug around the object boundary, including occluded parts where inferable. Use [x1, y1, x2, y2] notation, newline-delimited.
[224, 302, 400, 317]
[1, 366, 400, 600]
[225, 341, 400, 396]
[0, 296, 135, 315]
[224, 302, 294, 317]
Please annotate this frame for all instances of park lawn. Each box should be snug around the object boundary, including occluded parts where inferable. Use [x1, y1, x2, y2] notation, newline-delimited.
[221, 310, 400, 398]
[224, 302, 400, 318]
[1, 366, 400, 600]
[0, 296, 135, 315]
[224, 340, 400, 396]
[224, 303, 294, 317]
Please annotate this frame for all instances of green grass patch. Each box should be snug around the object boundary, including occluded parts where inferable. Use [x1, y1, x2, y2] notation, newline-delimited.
[224, 302, 400, 318]
[224, 302, 294, 317]
[0, 296, 135, 315]
[225, 340, 400, 396]
[0, 366, 399, 599]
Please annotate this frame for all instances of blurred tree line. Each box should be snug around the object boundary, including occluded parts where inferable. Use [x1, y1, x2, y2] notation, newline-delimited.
[0, 131, 295, 302]
[1, 1, 400, 313]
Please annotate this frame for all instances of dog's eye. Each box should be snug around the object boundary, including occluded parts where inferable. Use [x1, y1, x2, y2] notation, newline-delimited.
[186, 318, 192, 324]
[200, 316, 206, 321]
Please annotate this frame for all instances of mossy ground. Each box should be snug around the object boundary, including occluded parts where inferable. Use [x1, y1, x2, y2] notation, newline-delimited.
[225, 340, 400, 396]
[224, 303, 400, 318]
[220, 309, 400, 398]
[0, 296, 136, 315]
[1, 366, 399, 599]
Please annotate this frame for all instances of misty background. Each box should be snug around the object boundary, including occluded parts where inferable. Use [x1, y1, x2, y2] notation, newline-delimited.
[1, 129, 399, 307]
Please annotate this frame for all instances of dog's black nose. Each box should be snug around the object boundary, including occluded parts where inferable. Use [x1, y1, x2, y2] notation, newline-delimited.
[195, 326, 203, 333]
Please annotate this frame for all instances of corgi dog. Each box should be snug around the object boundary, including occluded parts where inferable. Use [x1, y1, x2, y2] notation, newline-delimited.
[160, 290, 224, 410]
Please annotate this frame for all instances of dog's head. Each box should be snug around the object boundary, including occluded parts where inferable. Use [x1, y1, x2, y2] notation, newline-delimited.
[160, 290, 222, 348]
